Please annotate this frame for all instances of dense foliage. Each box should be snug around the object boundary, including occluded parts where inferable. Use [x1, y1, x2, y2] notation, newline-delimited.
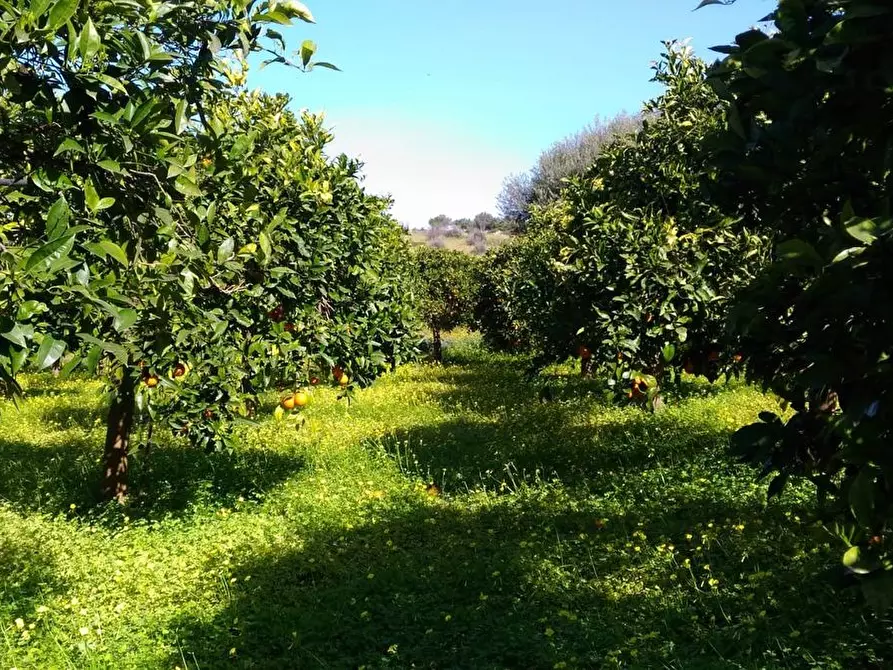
[704, 0, 893, 604]
[0, 0, 416, 500]
[412, 247, 478, 361]
[479, 43, 768, 400]
[474, 227, 563, 354]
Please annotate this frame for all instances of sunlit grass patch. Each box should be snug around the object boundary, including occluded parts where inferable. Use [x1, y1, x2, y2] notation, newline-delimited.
[1, 336, 891, 669]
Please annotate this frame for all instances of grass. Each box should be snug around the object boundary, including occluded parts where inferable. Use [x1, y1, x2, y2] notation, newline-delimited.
[1, 333, 891, 669]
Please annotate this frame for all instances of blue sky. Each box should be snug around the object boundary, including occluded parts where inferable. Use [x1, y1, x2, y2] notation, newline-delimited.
[249, 0, 773, 227]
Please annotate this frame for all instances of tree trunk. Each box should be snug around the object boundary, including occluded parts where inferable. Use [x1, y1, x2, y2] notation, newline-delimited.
[101, 373, 136, 503]
[580, 356, 593, 377]
[432, 327, 443, 363]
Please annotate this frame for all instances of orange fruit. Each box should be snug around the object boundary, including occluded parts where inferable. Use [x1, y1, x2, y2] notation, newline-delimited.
[172, 363, 187, 378]
[578, 345, 592, 359]
[144, 375, 159, 388]
[733, 353, 743, 363]
[294, 391, 309, 408]
[310, 376, 320, 386]
[338, 373, 350, 386]
[281, 395, 296, 410]
[332, 365, 344, 379]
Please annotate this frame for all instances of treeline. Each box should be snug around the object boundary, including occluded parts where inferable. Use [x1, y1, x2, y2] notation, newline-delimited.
[416, 0, 893, 607]
[423, 212, 512, 254]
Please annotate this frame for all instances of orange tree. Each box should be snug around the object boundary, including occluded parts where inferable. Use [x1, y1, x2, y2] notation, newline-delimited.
[705, 0, 893, 605]
[412, 246, 478, 361]
[0, 0, 416, 501]
[474, 226, 564, 355]
[478, 43, 768, 397]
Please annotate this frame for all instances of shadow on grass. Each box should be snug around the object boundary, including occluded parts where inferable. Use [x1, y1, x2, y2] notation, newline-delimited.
[374, 406, 735, 494]
[171, 495, 890, 670]
[0, 530, 65, 614]
[0, 435, 305, 524]
[435, 344, 735, 415]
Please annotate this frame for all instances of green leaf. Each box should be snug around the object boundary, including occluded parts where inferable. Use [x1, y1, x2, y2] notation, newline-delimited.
[83, 178, 99, 212]
[46, 195, 70, 240]
[266, 28, 285, 50]
[31, 0, 53, 18]
[662, 343, 675, 362]
[1, 323, 34, 349]
[91, 73, 127, 95]
[258, 231, 272, 260]
[53, 138, 85, 156]
[84, 344, 102, 373]
[134, 30, 152, 61]
[8, 344, 28, 375]
[300, 39, 316, 67]
[173, 98, 188, 134]
[279, 0, 314, 22]
[47, 0, 78, 30]
[217, 238, 235, 263]
[16, 300, 47, 320]
[79, 17, 101, 60]
[310, 61, 341, 71]
[26, 234, 74, 271]
[58, 354, 81, 380]
[97, 159, 123, 174]
[34, 335, 66, 370]
[845, 219, 878, 245]
[843, 546, 864, 571]
[98, 239, 128, 266]
[76, 333, 128, 364]
[174, 174, 202, 197]
[113, 308, 138, 332]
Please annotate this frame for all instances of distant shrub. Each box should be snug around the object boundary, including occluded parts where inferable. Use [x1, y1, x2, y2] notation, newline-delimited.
[413, 247, 479, 361]
[497, 112, 641, 226]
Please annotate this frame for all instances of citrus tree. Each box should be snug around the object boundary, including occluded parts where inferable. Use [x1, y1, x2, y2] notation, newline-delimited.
[483, 43, 767, 397]
[474, 226, 563, 356]
[413, 247, 478, 361]
[0, 0, 417, 502]
[704, 0, 893, 605]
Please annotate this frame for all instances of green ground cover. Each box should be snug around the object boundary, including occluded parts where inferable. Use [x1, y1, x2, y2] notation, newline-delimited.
[1, 335, 890, 669]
